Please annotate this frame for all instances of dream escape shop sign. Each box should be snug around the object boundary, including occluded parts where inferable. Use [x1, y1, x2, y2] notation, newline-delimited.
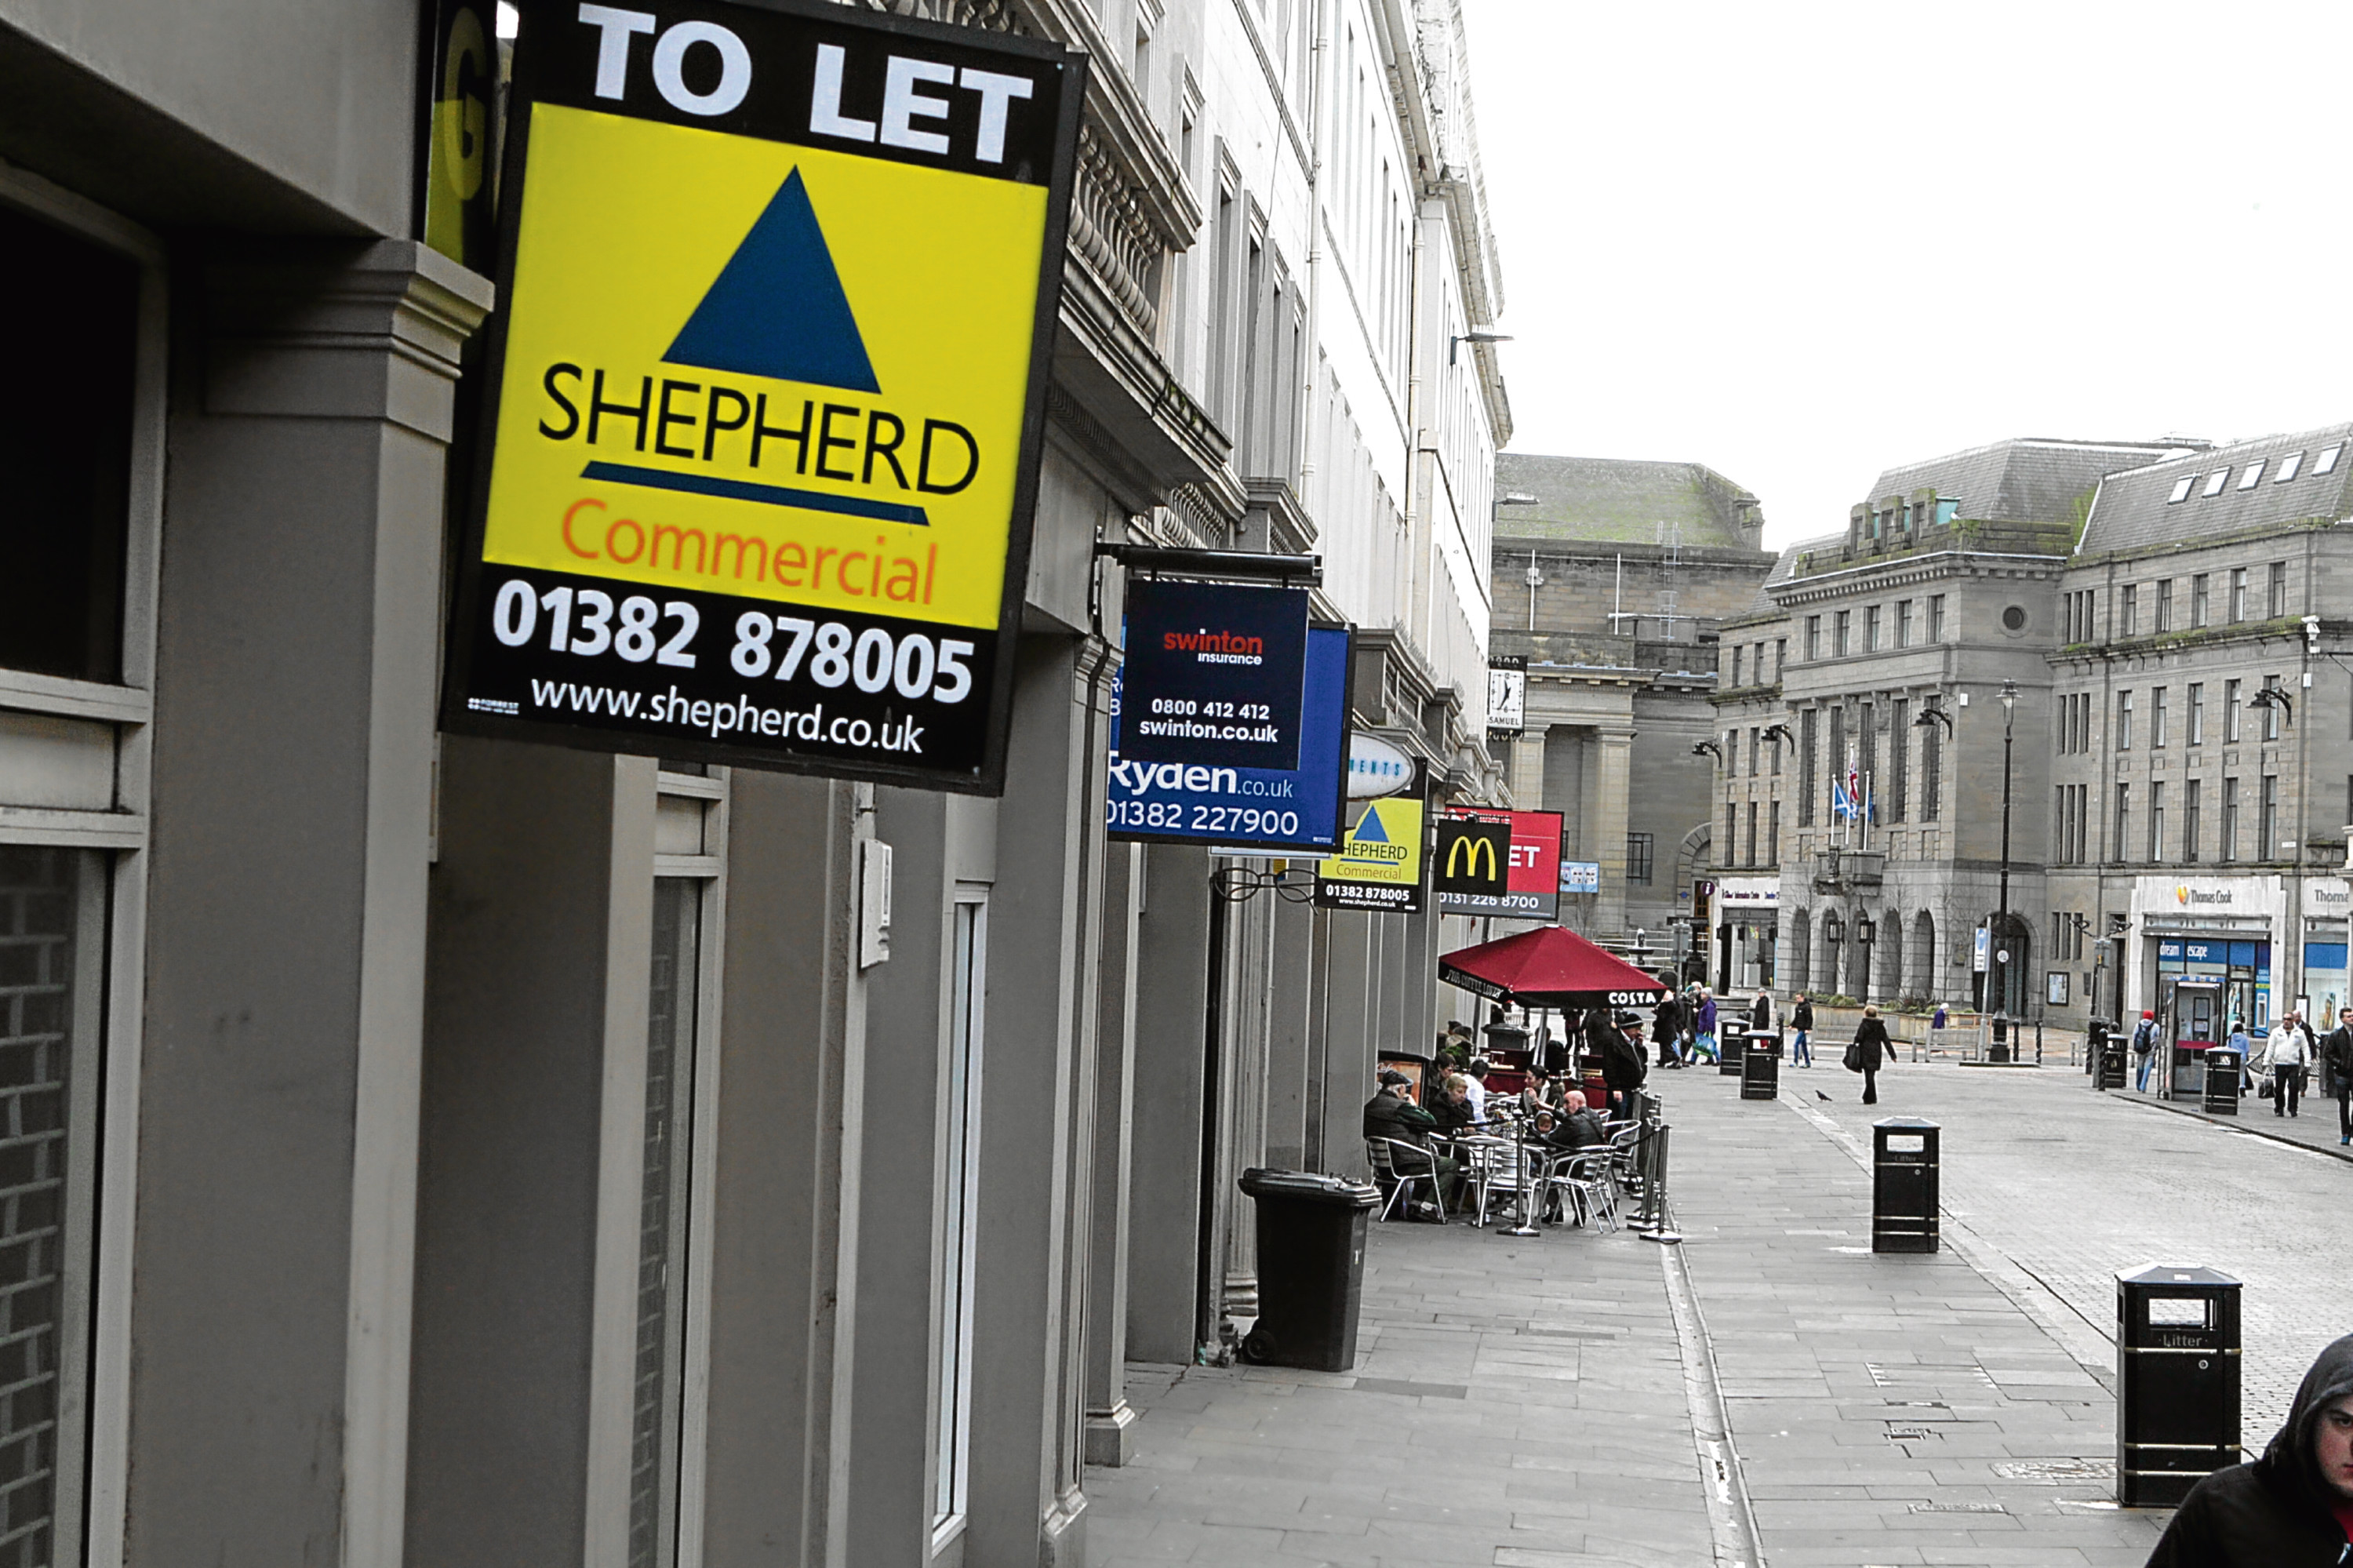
[442, 0, 1086, 790]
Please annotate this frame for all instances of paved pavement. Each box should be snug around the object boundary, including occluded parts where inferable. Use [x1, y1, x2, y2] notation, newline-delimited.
[1086, 1210, 1720, 1566]
[1087, 1056, 2348, 1566]
[2109, 1079, 2353, 1162]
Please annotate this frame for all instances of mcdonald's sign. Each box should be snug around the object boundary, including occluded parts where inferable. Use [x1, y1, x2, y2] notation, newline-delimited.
[1432, 815, 1511, 899]
[1436, 808, 1563, 918]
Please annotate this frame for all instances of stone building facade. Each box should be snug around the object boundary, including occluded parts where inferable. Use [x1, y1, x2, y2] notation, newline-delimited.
[1488, 454, 1775, 962]
[1707, 437, 2186, 1013]
[2046, 423, 2353, 1037]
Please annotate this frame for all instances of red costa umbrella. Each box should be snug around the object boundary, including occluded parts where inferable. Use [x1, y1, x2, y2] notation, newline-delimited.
[1438, 924, 1673, 1010]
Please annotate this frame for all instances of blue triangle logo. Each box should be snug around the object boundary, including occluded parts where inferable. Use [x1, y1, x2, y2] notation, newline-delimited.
[1354, 807, 1391, 844]
[664, 169, 880, 393]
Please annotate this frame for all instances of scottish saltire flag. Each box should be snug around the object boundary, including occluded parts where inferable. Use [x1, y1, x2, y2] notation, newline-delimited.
[1831, 777, 1857, 820]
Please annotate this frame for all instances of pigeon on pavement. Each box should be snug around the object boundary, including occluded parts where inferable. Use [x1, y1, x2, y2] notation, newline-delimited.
[1813, 1090, 1831, 1102]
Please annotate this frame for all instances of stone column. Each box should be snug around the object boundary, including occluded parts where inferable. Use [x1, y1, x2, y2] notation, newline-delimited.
[1262, 887, 1317, 1170]
[1595, 728, 1637, 934]
[1124, 841, 1210, 1363]
[696, 773, 871, 1568]
[967, 633, 1111, 1568]
[1318, 909, 1376, 1178]
[405, 744, 656, 1568]
[129, 240, 486, 1566]
[1082, 841, 1142, 1465]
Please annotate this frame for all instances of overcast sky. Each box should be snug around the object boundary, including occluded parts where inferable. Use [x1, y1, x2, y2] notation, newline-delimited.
[1458, 0, 2353, 552]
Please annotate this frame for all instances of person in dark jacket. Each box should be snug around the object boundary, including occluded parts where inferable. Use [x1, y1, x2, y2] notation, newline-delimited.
[1852, 1005, 1891, 1105]
[1653, 993, 1687, 1068]
[1590, 1008, 1647, 1111]
[2147, 1333, 2353, 1566]
[2328, 1020, 2353, 1148]
[1363, 1070, 1460, 1217]
[1791, 994, 1815, 1067]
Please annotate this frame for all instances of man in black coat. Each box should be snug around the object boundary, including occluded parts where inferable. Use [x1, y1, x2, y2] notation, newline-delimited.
[2146, 1333, 2353, 1566]
[2326, 1018, 2353, 1148]
[1362, 1070, 1460, 1217]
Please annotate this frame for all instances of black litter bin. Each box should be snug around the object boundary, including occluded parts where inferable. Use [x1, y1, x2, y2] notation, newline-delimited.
[2088, 1020, 2126, 1090]
[1717, 1021, 1746, 1076]
[2117, 1264, 2242, 1506]
[1871, 1118, 1939, 1253]
[2202, 1054, 2241, 1115]
[1237, 1169, 1380, 1371]
[1741, 1041, 1779, 1101]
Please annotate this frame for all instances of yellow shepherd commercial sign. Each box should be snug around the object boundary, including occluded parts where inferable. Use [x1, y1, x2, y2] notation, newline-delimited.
[1315, 797, 1425, 913]
[443, 0, 1085, 791]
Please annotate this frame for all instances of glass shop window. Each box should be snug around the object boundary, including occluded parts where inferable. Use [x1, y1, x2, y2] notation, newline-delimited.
[0, 205, 140, 684]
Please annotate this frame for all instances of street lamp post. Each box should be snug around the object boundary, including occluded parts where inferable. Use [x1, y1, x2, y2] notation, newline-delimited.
[1991, 679, 2018, 1060]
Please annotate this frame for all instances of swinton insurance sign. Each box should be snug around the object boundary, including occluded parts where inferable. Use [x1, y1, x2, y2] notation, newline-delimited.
[442, 0, 1085, 790]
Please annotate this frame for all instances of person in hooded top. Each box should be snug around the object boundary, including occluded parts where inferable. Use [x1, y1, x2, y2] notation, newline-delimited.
[2146, 1333, 2353, 1566]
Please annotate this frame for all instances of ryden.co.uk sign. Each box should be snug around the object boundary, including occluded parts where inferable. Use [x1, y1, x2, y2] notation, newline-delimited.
[442, 0, 1086, 791]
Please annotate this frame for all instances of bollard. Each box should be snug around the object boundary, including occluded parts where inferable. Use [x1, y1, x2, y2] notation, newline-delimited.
[2201, 1055, 2241, 1115]
[2116, 1265, 2241, 1507]
[1740, 1040, 1779, 1101]
[1871, 1118, 1939, 1253]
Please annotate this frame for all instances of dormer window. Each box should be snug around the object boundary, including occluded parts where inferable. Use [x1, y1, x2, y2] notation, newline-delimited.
[2277, 452, 2305, 482]
[2238, 461, 2265, 490]
[2318, 443, 2344, 476]
[2167, 476, 2195, 503]
[2202, 469, 2231, 497]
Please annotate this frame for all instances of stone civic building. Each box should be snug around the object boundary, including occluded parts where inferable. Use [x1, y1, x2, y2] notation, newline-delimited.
[1711, 425, 2353, 1036]
[1488, 453, 1775, 961]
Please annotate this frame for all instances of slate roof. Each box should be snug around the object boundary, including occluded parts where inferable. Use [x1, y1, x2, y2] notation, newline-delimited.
[1863, 438, 2184, 523]
[1740, 533, 1842, 617]
[1494, 453, 1766, 549]
[2078, 423, 2353, 557]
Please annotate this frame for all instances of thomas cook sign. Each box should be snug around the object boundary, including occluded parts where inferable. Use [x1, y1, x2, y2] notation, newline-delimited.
[442, 0, 1086, 791]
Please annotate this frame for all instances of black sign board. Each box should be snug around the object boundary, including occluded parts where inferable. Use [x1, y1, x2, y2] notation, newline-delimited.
[1118, 579, 1311, 771]
[1431, 814, 1511, 899]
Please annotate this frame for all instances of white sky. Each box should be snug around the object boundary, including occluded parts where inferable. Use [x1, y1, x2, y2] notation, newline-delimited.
[1459, 0, 2353, 551]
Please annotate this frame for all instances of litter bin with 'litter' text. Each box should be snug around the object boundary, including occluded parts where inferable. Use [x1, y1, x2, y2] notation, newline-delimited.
[1741, 1041, 1779, 1101]
[2117, 1264, 2241, 1507]
[2202, 1055, 2241, 1115]
[1871, 1118, 1939, 1253]
[1717, 1021, 1746, 1076]
[1237, 1169, 1380, 1372]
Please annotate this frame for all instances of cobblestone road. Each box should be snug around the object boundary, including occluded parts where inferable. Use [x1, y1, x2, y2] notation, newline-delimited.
[1777, 1057, 2348, 1439]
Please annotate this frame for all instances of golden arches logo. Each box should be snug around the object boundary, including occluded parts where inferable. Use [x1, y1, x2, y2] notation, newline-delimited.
[1446, 835, 1500, 882]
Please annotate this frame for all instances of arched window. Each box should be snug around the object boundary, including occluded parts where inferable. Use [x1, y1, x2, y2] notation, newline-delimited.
[1910, 911, 1936, 1001]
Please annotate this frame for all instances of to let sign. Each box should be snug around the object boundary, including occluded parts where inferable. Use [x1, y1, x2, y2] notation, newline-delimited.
[442, 0, 1086, 791]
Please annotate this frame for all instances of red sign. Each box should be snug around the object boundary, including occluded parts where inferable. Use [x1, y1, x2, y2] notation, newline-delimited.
[1437, 808, 1563, 918]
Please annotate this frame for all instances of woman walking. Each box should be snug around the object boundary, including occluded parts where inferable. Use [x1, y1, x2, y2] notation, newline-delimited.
[1853, 1004, 1892, 1105]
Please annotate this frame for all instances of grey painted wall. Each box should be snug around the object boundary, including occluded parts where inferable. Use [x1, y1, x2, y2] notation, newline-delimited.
[1123, 842, 1210, 1363]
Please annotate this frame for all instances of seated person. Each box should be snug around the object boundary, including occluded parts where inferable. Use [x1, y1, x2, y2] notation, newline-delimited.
[1430, 1072, 1482, 1135]
[1362, 1069, 1462, 1216]
[1531, 1092, 1609, 1152]
[1461, 1058, 1493, 1121]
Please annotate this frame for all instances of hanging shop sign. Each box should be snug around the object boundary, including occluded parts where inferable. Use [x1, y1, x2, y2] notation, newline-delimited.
[1315, 796, 1425, 913]
[1106, 624, 1352, 853]
[1486, 654, 1526, 736]
[1118, 578, 1312, 772]
[1435, 808, 1563, 920]
[440, 0, 1086, 791]
[1345, 733, 1417, 799]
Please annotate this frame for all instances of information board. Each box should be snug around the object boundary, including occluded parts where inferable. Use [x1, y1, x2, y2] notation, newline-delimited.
[1106, 624, 1352, 853]
[442, 0, 1085, 791]
[1118, 579, 1311, 772]
[1315, 797, 1426, 913]
[1435, 808, 1564, 919]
